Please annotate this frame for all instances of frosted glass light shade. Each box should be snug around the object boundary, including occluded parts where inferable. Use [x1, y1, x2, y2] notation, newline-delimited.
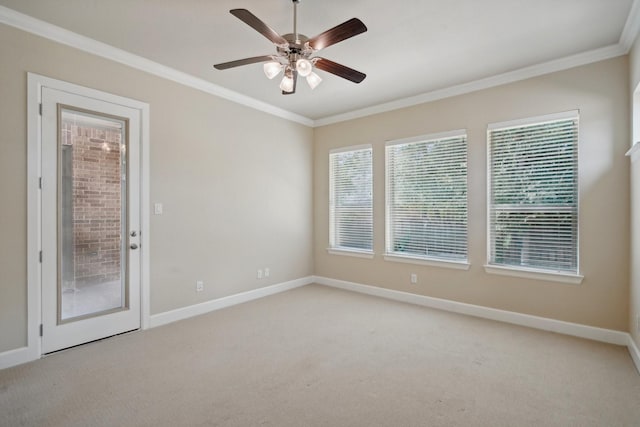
[296, 58, 313, 77]
[263, 62, 282, 79]
[280, 73, 294, 92]
[306, 72, 322, 90]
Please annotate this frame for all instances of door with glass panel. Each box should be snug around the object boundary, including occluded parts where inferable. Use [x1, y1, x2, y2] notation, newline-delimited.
[41, 87, 141, 353]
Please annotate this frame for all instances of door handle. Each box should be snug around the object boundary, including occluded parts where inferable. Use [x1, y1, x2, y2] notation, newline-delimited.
[130, 243, 139, 250]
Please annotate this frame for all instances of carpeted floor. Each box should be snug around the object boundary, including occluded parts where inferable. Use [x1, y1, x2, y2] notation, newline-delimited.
[1, 284, 639, 426]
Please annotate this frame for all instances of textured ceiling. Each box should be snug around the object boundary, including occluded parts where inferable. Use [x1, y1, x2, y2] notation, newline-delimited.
[0, 0, 636, 121]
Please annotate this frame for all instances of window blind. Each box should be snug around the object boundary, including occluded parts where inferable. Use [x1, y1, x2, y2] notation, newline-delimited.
[329, 146, 373, 251]
[386, 132, 468, 262]
[488, 113, 578, 273]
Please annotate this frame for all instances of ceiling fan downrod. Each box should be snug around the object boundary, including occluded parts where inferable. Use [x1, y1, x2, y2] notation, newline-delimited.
[293, 0, 299, 43]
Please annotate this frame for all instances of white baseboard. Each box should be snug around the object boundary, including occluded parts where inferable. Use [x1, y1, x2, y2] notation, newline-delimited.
[1, 276, 312, 370]
[149, 276, 314, 328]
[628, 335, 640, 374]
[3, 275, 637, 373]
[313, 276, 629, 346]
[0, 346, 33, 370]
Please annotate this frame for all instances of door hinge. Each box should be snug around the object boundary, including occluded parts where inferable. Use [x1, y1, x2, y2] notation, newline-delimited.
[39, 324, 43, 337]
[38, 177, 42, 189]
[39, 251, 42, 263]
[39, 103, 42, 116]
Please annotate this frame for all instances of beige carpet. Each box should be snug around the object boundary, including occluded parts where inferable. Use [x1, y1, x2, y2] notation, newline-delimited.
[1, 284, 639, 426]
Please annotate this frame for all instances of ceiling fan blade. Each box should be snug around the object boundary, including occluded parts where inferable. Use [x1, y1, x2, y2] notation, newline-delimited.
[213, 55, 274, 70]
[307, 18, 367, 51]
[283, 70, 298, 95]
[314, 58, 366, 83]
[230, 9, 288, 46]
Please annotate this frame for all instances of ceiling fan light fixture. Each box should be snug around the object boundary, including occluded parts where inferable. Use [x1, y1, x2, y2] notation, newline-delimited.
[306, 71, 322, 90]
[263, 61, 282, 79]
[296, 58, 313, 77]
[280, 70, 295, 92]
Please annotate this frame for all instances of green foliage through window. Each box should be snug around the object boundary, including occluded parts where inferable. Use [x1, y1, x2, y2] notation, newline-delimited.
[489, 115, 578, 273]
[329, 147, 373, 251]
[386, 133, 468, 261]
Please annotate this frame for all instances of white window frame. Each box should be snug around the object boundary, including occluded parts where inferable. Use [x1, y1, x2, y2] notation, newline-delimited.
[328, 144, 374, 258]
[384, 130, 469, 269]
[485, 110, 583, 284]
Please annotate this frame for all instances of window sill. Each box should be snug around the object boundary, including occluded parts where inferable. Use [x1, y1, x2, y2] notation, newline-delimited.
[484, 264, 583, 285]
[327, 248, 375, 259]
[626, 142, 640, 162]
[384, 254, 470, 270]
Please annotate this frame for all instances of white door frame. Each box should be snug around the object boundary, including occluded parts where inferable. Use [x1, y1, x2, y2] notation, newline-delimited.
[27, 73, 150, 360]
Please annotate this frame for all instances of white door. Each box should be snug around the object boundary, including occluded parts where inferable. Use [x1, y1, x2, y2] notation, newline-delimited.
[41, 87, 141, 353]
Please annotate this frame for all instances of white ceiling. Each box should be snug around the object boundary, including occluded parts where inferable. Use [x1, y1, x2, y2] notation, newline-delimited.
[0, 0, 637, 123]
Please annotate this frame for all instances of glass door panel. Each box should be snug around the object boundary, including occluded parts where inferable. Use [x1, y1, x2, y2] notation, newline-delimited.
[58, 107, 128, 323]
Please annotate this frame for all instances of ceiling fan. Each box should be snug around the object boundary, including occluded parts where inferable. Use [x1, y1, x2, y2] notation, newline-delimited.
[213, 0, 367, 95]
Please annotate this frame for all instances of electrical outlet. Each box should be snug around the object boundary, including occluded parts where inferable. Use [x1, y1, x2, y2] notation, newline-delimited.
[257, 269, 263, 279]
[196, 280, 204, 292]
[410, 273, 417, 284]
[264, 268, 270, 278]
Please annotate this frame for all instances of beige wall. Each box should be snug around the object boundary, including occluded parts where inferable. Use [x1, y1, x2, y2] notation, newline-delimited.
[630, 33, 640, 349]
[0, 18, 635, 356]
[0, 24, 314, 353]
[314, 56, 630, 331]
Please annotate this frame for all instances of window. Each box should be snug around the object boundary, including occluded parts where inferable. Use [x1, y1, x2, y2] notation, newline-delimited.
[329, 145, 373, 254]
[487, 111, 579, 278]
[385, 131, 468, 265]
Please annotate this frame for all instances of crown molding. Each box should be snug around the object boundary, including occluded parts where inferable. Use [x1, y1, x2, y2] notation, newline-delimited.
[0, 5, 314, 127]
[620, 0, 640, 52]
[315, 43, 627, 127]
[1, 3, 637, 129]
[316, 0, 639, 127]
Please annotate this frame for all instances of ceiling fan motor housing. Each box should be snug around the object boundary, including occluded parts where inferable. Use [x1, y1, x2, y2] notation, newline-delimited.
[278, 34, 313, 67]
